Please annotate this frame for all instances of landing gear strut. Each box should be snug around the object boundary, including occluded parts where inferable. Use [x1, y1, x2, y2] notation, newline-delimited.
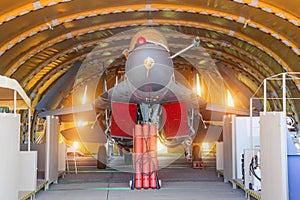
[192, 145, 204, 169]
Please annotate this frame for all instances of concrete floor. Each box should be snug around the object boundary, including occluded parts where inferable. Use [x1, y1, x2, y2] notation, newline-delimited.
[35, 156, 248, 200]
[36, 182, 246, 200]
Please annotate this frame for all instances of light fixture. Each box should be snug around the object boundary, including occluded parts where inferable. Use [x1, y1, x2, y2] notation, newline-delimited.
[73, 141, 79, 150]
[196, 73, 202, 97]
[243, 19, 250, 28]
[76, 120, 88, 127]
[202, 142, 210, 151]
[82, 85, 88, 104]
[46, 22, 53, 30]
[227, 89, 234, 107]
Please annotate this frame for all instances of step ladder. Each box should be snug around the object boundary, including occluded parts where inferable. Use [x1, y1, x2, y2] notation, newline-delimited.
[66, 146, 78, 174]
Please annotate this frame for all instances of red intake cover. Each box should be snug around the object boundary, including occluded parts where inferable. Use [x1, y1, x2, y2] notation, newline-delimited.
[111, 102, 137, 138]
[162, 102, 189, 139]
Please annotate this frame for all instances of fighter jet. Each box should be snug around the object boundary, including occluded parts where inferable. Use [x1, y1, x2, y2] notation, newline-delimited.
[93, 28, 202, 164]
[39, 28, 250, 170]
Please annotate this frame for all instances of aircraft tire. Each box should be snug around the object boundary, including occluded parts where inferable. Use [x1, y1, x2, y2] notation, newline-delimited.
[97, 145, 107, 169]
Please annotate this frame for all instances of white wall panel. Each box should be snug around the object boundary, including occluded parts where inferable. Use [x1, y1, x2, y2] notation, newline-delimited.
[45, 116, 59, 188]
[223, 115, 233, 183]
[216, 142, 224, 171]
[260, 112, 288, 200]
[19, 151, 37, 191]
[0, 114, 20, 199]
[58, 143, 66, 172]
[234, 116, 260, 180]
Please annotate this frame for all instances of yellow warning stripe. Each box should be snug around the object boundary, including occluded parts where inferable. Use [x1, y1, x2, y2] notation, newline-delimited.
[20, 180, 49, 200]
[232, 179, 261, 200]
[246, 189, 262, 200]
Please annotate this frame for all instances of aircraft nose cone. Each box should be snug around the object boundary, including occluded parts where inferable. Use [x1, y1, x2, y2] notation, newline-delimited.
[125, 43, 174, 93]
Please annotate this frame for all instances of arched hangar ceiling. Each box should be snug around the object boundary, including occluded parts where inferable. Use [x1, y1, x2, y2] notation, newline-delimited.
[0, 0, 299, 118]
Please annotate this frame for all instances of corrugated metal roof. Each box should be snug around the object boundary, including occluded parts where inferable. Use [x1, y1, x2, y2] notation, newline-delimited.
[0, 0, 299, 117]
